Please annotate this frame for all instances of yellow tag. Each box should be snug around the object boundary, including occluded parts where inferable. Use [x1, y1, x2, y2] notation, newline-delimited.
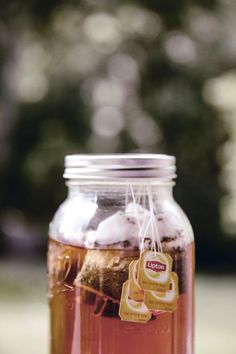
[144, 272, 179, 312]
[128, 260, 144, 302]
[138, 250, 173, 292]
[119, 281, 152, 323]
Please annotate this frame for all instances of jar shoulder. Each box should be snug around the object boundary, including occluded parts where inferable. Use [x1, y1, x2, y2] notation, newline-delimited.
[151, 198, 194, 251]
[49, 195, 97, 244]
[165, 199, 194, 242]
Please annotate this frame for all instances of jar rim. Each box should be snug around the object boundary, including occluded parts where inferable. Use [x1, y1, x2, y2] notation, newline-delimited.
[63, 153, 176, 180]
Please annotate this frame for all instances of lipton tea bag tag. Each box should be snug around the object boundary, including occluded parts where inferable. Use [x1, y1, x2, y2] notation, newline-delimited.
[119, 281, 151, 323]
[144, 272, 179, 312]
[138, 250, 173, 292]
[128, 260, 144, 302]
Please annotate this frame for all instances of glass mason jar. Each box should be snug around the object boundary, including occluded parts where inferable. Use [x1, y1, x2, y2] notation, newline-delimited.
[48, 154, 194, 354]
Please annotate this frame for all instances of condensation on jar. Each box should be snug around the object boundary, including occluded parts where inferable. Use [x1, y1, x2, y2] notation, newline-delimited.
[48, 154, 195, 354]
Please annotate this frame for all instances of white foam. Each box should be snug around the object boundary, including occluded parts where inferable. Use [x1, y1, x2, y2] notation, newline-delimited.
[156, 211, 183, 239]
[126, 202, 183, 240]
[85, 202, 185, 248]
[125, 202, 150, 219]
[85, 211, 140, 248]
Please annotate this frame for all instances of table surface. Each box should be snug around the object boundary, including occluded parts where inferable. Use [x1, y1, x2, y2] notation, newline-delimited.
[0, 260, 235, 354]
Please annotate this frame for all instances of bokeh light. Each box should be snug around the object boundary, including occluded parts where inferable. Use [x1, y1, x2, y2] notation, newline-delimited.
[1, 1, 236, 353]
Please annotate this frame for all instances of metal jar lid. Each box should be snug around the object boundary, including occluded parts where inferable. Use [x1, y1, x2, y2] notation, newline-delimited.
[63, 154, 176, 180]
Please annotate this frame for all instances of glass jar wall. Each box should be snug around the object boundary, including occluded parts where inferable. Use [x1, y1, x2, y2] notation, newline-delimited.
[48, 154, 194, 354]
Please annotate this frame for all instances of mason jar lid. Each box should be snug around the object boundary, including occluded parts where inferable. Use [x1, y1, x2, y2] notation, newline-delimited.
[63, 154, 176, 180]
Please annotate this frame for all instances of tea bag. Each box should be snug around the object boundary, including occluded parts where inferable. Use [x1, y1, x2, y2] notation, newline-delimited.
[138, 250, 173, 292]
[144, 272, 179, 312]
[119, 281, 152, 323]
[76, 193, 142, 309]
[74, 249, 139, 301]
[128, 260, 144, 302]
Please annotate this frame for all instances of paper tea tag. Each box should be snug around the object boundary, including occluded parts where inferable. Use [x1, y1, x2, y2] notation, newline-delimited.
[144, 272, 179, 312]
[138, 250, 173, 292]
[128, 260, 144, 302]
[119, 281, 152, 323]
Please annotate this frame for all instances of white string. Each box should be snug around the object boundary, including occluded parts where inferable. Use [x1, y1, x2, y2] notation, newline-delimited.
[129, 183, 162, 254]
[147, 184, 157, 254]
[136, 185, 143, 205]
[125, 184, 129, 210]
[129, 184, 151, 253]
[152, 192, 163, 253]
[142, 191, 146, 211]
[140, 217, 151, 253]
[129, 184, 142, 232]
[147, 185, 162, 252]
[153, 212, 163, 253]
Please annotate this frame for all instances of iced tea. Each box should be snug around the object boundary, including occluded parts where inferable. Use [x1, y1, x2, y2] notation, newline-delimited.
[48, 238, 194, 354]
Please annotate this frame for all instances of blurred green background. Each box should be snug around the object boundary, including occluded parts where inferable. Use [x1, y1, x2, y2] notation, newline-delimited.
[0, 0, 236, 353]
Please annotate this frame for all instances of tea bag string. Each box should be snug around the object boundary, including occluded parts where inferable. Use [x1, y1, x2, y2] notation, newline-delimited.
[129, 184, 150, 252]
[125, 184, 129, 211]
[129, 184, 142, 232]
[140, 216, 151, 253]
[147, 184, 156, 254]
[147, 184, 162, 254]
[129, 184, 162, 254]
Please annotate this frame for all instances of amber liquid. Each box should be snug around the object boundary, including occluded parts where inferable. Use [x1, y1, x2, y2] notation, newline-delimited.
[48, 238, 194, 354]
